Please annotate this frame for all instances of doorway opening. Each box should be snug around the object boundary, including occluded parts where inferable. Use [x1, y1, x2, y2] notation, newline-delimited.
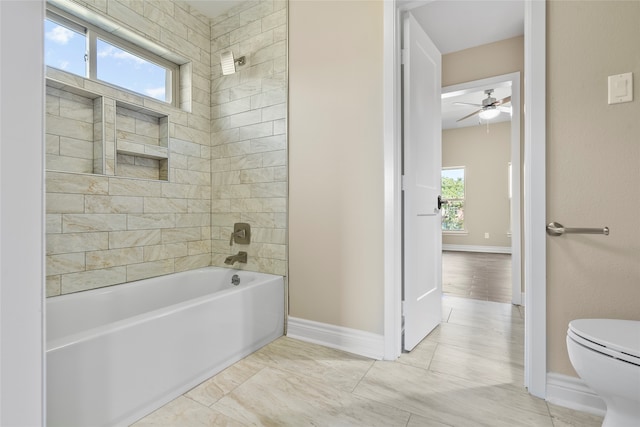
[441, 73, 522, 306]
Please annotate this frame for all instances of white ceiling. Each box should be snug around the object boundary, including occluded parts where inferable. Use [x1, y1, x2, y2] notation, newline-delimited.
[404, 0, 524, 55]
[185, 0, 239, 19]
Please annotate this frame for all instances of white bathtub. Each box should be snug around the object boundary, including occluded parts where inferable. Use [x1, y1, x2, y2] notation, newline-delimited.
[46, 267, 285, 427]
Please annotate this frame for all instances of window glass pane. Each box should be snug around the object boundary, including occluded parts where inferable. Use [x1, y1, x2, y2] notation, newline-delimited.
[96, 38, 168, 102]
[441, 168, 465, 231]
[44, 19, 86, 77]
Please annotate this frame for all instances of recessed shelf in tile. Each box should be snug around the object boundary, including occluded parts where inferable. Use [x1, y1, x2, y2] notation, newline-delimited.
[45, 79, 105, 175]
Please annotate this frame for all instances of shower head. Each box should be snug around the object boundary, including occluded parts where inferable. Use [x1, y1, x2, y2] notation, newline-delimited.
[220, 50, 246, 75]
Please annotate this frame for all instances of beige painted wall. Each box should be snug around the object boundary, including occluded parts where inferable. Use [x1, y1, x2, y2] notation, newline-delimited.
[442, 122, 511, 248]
[288, 0, 385, 334]
[547, 0, 640, 376]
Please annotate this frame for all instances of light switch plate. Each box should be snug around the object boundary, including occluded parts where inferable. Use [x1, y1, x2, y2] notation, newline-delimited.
[608, 72, 633, 104]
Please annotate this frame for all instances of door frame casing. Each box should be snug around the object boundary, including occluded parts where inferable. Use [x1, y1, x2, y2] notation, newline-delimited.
[383, 0, 547, 399]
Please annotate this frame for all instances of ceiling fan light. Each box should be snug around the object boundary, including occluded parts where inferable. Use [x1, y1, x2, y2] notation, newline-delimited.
[479, 107, 501, 121]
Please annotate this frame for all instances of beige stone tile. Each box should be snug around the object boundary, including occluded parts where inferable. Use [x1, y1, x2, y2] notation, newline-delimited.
[546, 402, 604, 427]
[162, 183, 211, 200]
[213, 367, 410, 427]
[425, 321, 523, 361]
[186, 356, 265, 407]
[429, 341, 524, 386]
[407, 413, 455, 427]
[174, 254, 211, 272]
[250, 134, 286, 153]
[175, 213, 210, 227]
[46, 193, 85, 214]
[46, 253, 85, 276]
[86, 247, 143, 269]
[353, 362, 552, 427]
[109, 229, 162, 249]
[109, 177, 162, 197]
[46, 114, 93, 141]
[398, 338, 438, 370]
[46, 232, 109, 255]
[126, 259, 174, 282]
[133, 395, 248, 427]
[161, 227, 202, 244]
[62, 213, 127, 232]
[46, 275, 61, 297]
[262, 150, 286, 167]
[143, 242, 188, 262]
[84, 195, 144, 213]
[249, 337, 374, 393]
[47, 171, 109, 194]
[46, 214, 62, 233]
[61, 266, 126, 294]
[127, 213, 176, 230]
[59, 137, 94, 160]
[46, 155, 94, 174]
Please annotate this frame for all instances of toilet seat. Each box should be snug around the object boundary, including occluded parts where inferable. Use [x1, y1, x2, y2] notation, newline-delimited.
[568, 319, 640, 366]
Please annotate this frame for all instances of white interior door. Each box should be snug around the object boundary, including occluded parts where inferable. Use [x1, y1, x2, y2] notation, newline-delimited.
[402, 13, 442, 352]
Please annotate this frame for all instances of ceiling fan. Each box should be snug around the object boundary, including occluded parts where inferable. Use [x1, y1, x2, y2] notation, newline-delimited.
[455, 89, 511, 122]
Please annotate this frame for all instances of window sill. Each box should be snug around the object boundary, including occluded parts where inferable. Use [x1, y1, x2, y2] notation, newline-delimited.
[442, 230, 468, 235]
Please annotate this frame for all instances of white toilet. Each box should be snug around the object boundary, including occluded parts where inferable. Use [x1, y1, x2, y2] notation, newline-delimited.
[567, 319, 640, 427]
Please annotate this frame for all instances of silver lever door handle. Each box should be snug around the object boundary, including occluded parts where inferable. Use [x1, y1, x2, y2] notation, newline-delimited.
[546, 222, 609, 236]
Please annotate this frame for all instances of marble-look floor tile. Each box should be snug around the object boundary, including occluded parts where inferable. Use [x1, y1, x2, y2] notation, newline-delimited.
[353, 361, 552, 427]
[397, 338, 438, 369]
[248, 336, 375, 392]
[546, 402, 604, 427]
[407, 413, 455, 426]
[212, 366, 411, 427]
[426, 322, 523, 361]
[429, 342, 524, 386]
[447, 308, 524, 338]
[130, 396, 248, 427]
[185, 355, 265, 407]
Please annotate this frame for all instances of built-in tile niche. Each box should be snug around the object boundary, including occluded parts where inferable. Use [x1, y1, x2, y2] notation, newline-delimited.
[46, 79, 104, 175]
[45, 78, 170, 181]
[115, 102, 169, 181]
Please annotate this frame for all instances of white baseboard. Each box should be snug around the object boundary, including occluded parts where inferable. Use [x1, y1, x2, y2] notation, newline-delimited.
[286, 317, 384, 360]
[546, 372, 606, 416]
[442, 244, 512, 254]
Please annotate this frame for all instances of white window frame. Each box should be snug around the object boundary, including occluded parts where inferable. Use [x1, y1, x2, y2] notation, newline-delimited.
[441, 166, 467, 233]
[46, 7, 179, 106]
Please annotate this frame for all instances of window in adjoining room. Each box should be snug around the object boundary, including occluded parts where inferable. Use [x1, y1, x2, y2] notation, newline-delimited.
[441, 167, 465, 232]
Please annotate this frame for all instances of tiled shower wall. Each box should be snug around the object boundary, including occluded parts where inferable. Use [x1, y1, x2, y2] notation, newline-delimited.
[46, 0, 213, 296]
[209, 1, 288, 275]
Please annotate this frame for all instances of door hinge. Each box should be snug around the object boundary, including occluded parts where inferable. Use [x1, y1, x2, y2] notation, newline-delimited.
[401, 175, 406, 191]
[401, 300, 406, 316]
[401, 49, 407, 65]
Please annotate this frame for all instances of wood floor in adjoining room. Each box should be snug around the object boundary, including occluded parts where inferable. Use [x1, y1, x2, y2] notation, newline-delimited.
[132, 296, 602, 427]
[442, 251, 513, 303]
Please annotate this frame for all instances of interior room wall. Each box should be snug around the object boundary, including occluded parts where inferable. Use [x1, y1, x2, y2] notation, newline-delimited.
[442, 121, 511, 249]
[209, 0, 288, 276]
[288, 0, 385, 334]
[45, 0, 213, 296]
[547, 0, 640, 376]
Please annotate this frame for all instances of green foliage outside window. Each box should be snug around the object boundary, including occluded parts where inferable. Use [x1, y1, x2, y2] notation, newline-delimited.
[441, 169, 465, 231]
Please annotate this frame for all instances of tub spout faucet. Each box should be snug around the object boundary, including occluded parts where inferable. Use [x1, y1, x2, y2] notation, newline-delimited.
[224, 251, 247, 265]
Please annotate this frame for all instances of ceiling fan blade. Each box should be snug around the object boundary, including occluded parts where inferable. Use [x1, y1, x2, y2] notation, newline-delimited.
[456, 108, 482, 122]
[453, 102, 483, 107]
[494, 95, 511, 106]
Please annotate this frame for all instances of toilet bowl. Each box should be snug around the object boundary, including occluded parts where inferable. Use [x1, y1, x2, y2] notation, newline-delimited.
[566, 319, 640, 427]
